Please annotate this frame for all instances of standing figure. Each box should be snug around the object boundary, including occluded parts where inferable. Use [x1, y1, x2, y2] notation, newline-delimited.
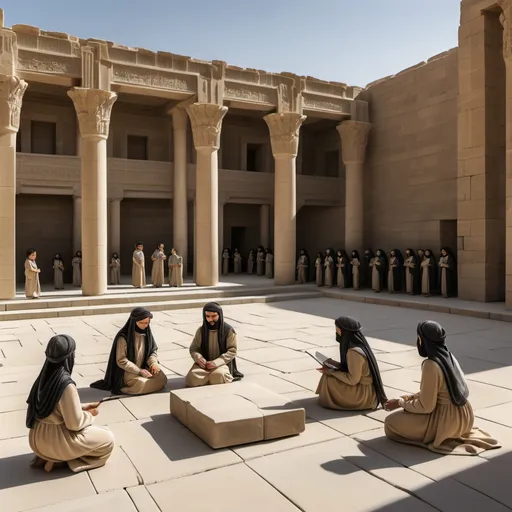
[256, 247, 265, 276]
[233, 249, 242, 274]
[335, 251, 346, 288]
[221, 248, 230, 276]
[296, 249, 309, 284]
[421, 249, 437, 297]
[53, 254, 65, 290]
[403, 249, 421, 295]
[371, 249, 388, 293]
[341, 250, 352, 288]
[417, 249, 425, 264]
[168, 248, 184, 287]
[132, 242, 146, 288]
[315, 252, 324, 286]
[109, 253, 121, 285]
[323, 249, 335, 287]
[25, 248, 41, 299]
[438, 247, 457, 298]
[150, 243, 166, 288]
[363, 249, 374, 288]
[71, 251, 82, 287]
[247, 249, 255, 274]
[265, 248, 274, 278]
[387, 249, 404, 293]
[27, 335, 115, 473]
[351, 250, 361, 290]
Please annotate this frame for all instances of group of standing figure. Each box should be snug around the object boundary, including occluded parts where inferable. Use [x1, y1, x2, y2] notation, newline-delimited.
[222, 246, 274, 278]
[295, 247, 458, 298]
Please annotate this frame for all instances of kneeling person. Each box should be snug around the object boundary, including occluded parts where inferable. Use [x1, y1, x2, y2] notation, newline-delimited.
[91, 307, 167, 395]
[185, 302, 244, 387]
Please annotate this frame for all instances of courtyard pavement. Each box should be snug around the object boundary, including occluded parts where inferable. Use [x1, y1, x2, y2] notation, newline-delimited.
[1, 297, 512, 511]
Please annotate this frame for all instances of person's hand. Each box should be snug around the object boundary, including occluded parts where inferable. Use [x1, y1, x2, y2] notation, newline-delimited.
[205, 361, 216, 371]
[150, 364, 160, 375]
[196, 357, 207, 369]
[82, 402, 100, 411]
[384, 399, 400, 411]
[89, 408, 99, 416]
[140, 369, 152, 378]
[317, 367, 331, 375]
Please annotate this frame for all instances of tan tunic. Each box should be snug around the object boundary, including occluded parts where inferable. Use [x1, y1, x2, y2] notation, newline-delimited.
[72, 257, 82, 287]
[115, 334, 167, 395]
[439, 256, 449, 297]
[388, 256, 397, 292]
[132, 250, 146, 288]
[324, 256, 334, 286]
[370, 258, 380, 291]
[256, 252, 265, 275]
[352, 258, 360, 290]
[168, 254, 184, 286]
[384, 359, 501, 455]
[404, 256, 415, 293]
[336, 257, 345, 288]
[316, 348, 378, 411]
[29, 385, 114, 473]
[247, 254, 254, 274]
[234, 253, 242, 273]
[297, 255, 308, 284]
[265, 253, 273, 277]
[151, 250, 166, 287]
[185, 327, 237, 387]
[110, 258, 121, 285]
[25, 259, 41, 299]
[421, 258, 431, 295]
[315, 258, 323, 286]
[53, 259, 64, 289]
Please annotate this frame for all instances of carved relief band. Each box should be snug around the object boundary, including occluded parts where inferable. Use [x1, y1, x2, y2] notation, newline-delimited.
[337, 120, 372, 164]
[186, 103, 228, 150]
[264, 113, 306, 157]
[0, 74, 27, 134]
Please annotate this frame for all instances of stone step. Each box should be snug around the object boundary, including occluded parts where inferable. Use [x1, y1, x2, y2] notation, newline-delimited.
[0, 291, 322, 321]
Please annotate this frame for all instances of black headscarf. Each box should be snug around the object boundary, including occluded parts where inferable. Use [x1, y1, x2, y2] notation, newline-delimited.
[334, 316, 387, 407]
[90, 307, 158, 394]
[417, 320, 468, 407]
[26, 334, 76, 429]
[201, 302, 244, 380]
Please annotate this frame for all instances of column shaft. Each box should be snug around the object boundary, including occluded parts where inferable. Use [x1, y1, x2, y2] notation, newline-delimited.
[73, 196, 82, 253]
[219, 202, 224, 274]
[260, 204, 270, 248]
[109, 199, 121, 256]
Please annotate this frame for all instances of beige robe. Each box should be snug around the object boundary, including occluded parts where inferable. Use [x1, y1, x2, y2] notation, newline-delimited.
[439, 256, 449, 297]
[29, 385, 114, 473]
[168, 254, 184, 287]
[222, 252, 230, 275]
[185, 327, 237, 387]
[371, 258, 380, 291]
[384, 359, 501, 455]
[132, 250, 146, 288]
[110, 258, 121, 285]
[53, 259, 64, 289]
[324, 256, 334, 287]
[234, 253, 242, 273]
[25, 259, 41, 299]
[421, 258, 431, 295]
[336, 257, 345, 288]
[257, 252, 265, 275]
[404, 256, 415, 293]
[388, 256, 397, 292]
[351, 258, 360, 290]
[247, 254, 254, 274]
[316, 348, 378, 411]
[116, 334, 167, 395]
[151, 250, 166, 287]
[265, 253, 273, 277]
[315, 258, 323, 286]
[297, 255, 308, 284]
[72, 257, 82, 287]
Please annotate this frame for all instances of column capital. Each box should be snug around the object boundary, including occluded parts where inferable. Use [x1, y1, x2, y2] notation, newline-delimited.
[67, 88, 117, 140]
[0, 74, 27, 134]
[500, 1, 512, 62]
[337, 120, 372, 165]
[264, 112, 306, 157]
[186, 102, 228, 150]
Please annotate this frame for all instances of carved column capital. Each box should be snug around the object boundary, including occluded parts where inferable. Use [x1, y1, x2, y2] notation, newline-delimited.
[264, 112, 306, 157]
[67, 88, 117, 140]
[337, 120, 372, 164]
[186, 103, 228, 150]
[500, 1, 512, 62]
[0, 74, 27, 134]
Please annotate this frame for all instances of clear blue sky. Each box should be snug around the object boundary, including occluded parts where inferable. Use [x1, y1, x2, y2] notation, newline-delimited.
[2, 0, 460, 87]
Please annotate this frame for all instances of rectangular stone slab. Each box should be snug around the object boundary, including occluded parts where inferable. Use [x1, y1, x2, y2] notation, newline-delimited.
[170, 382, 305, 449]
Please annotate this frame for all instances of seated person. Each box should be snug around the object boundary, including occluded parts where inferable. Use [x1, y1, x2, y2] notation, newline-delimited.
[185, 302, 244, 387]
[384, 320, 501, 455]
[26, 334, 114, 473]
[316, 315, 387, 410]
[91, 307, 167, 395]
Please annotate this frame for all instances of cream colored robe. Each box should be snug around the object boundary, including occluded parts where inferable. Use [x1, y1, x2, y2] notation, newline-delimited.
[351, 258, 360, 290]
[297, 255, 308, 284]
[388, 256, 397, 292]
[53, 259, 64, 289]
[72, 257, 82, 287]
[439, 255, 450, 297]
[316, 348, 378, 411]
[132, 250, 146, 288]
[247, 254, 254, 274]
[25, 259, 41, 299]
[115, 334, 167, 395]
[151, 250, 166, 287]
[324, 256, 334, 287]
[222, 252, 230, 275]
[315, 258, 323, 286]
[384, 359, 501, 455]
[185, 327, 237, 387]
[234, 253, 242, 273]
[336, 257, 345, 288]
[29, 385, 114, 473]
[110, 258, 121, 285]
[370, 258, 380, 291]
[421, 258, 431, 295]
[168, 254, 184, 286]
[265, 253, 273, 277]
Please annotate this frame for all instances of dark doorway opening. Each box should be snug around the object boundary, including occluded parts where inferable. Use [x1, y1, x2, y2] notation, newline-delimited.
[231, 226, 246, 271]
[246, 143, 263, 172]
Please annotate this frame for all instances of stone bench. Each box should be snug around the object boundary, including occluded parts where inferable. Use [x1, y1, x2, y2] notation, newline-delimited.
[170, 382, 306, 449]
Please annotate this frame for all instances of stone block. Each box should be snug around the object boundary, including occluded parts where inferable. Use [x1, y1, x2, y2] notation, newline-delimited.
[170, 382, 305, 449]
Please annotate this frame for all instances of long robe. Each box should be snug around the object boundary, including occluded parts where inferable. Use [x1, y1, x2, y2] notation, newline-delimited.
[324, 255, 334, 287]
[421, 258, 433, 296]
[265, 253, 274, 278]
[315, 258, 323, 286]
[169, 254, 184, 287]
[222, 252, 230, 275]
[388, 256, 400, 293]
[256, 252, 265, 276]
[247, 253, 254, 274]
[53, 260, 64, 290]
[151, 250, 166, 287]
[29, 384, 114, 473]
[132, 250, 146, 288]
[439, 255, 457, 297]
[316, 348, 378, 411]
[370, 258, 380, 291]
[404, 255, 420, 295]
[185, 327, 237, 387]
[116, 333, 167, 395]
[25, 259, 41, 299]
[234, 253, 242, 273]
[297, 255, 308, 284]
[351, 258, 360, 290]
[110, 258, 121, 285]
[72, 257, 82, 287]
[384, 359, 501, 455]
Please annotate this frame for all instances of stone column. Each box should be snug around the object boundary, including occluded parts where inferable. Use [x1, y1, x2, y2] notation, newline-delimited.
[109, 198, 121, 256]
[260, 204, 270, 247]
[337, 120, 372, 252]
[186, 103, 228, 286]
[0, 75, 27, 299]
[172, 108, 188, 275]
[68, 88, 117, 296]
[264, 113, 306, 285]
[73, 196, 82, 253]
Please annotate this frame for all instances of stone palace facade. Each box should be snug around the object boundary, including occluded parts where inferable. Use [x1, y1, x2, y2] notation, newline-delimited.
[0, 0, 511, 307]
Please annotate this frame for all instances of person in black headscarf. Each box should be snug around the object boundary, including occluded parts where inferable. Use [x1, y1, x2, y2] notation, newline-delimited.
[438, 247, 457, 298]
[27, 335, 114, 473]
[371, 249, 387, 292]
[316, 316, 387, 411]
[296, 248, 309, 284]
[91, 307, 167, 395]
[403, 248, 421, 295]
[185, 302, 243, 386]
[362, 248, 374, 288]
[384, 321, 501, 456]
[350, 250, 361, 290]
[387, 249, 404, 293]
